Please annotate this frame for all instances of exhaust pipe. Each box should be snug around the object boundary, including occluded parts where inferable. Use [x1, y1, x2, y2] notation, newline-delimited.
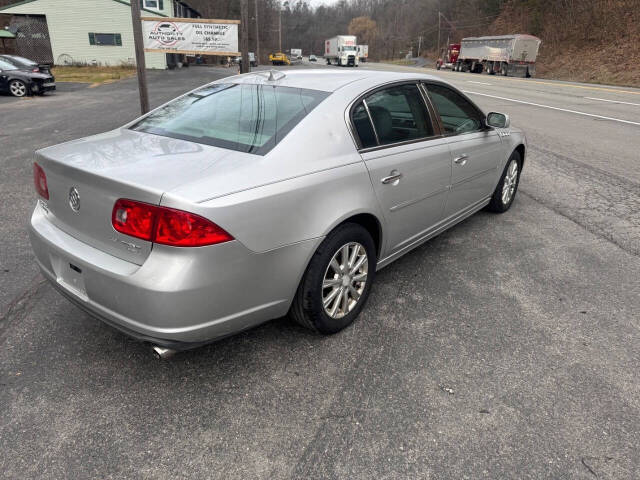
[152, 345, 177, 360]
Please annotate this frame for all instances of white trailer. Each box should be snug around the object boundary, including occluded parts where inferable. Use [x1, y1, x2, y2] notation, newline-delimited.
[290, 48, 302, 60]
[357, 44, 369, 62]
[455, 34, 541, 77]
[325, 35, 359, 67]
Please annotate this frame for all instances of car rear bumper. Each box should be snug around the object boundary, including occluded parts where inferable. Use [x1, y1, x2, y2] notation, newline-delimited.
[29, 202, 317, 347]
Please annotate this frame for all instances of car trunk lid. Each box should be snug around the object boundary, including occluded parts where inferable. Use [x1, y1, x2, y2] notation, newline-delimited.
[35, 129, 241, 265]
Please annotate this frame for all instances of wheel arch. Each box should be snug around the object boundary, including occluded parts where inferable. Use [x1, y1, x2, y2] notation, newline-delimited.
[514, 143, 526, 168]
[336, 213, 383, 260]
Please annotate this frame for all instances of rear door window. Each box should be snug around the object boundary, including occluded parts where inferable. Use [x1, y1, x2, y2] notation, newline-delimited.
[131, 84, 329, 155]
[351, 101, 377, 149]
[362, 84, 435, 147]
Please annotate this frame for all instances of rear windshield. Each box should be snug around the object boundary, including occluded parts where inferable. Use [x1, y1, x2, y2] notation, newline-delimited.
[5, 56, 36, 67]
[0, 58, 18, 70]
[131, 83, 329, 155]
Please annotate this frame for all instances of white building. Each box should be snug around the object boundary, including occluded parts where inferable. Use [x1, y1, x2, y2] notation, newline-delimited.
[0, 0, 200, 68]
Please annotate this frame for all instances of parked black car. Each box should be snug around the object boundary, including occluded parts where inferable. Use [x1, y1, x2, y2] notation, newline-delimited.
[0, 56, 56, 97]
[0, 54, 52, 74]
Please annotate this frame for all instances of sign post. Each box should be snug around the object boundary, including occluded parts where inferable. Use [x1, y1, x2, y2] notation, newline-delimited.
[130, 1, 150, 115]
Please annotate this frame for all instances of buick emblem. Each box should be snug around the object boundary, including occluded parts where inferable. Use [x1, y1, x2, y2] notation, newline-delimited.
[68, 187, 80, 212]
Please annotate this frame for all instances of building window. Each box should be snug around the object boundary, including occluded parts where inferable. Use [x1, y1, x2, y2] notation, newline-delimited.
[89, 33, 122, 46]
[143, 0, 164, 10]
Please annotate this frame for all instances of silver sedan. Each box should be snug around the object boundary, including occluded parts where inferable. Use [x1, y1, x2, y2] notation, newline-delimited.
[29, 70, 526, 356]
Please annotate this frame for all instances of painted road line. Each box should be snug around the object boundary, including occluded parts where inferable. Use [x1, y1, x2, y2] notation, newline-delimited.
[585, 97, 640, 107]
[463, 90, 640, 127]
[468, 81, 493, 86]
[436, 69, 640, 96]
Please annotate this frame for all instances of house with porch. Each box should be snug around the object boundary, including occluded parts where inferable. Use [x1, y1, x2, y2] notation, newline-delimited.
[0, 0, 200, 68]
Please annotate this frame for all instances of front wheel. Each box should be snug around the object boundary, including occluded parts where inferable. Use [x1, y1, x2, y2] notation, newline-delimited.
[9, 79, 28, 97]
[487, 151, 522, 213]
[290, 223, 376, 334]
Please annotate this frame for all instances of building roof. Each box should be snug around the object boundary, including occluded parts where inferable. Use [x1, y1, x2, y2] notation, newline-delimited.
[0, 0, 167, 16]
[0, 29, 16, 38]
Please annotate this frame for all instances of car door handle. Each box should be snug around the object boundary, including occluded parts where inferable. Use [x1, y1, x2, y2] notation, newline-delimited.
[454, 154, 468, 166]
[381, 171, 403, 185]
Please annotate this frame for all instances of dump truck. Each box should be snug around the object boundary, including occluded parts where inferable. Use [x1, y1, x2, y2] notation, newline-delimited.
[454, 34, 542, 77]
[325, 35, 359, 66]
[436, 43, 460, 70]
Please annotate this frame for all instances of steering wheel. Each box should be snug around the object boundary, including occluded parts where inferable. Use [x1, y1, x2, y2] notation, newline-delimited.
[455, 119, 477, 133]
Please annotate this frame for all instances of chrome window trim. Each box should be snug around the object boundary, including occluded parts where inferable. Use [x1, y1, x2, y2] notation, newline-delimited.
[345, 80, 444, 153]
[361, 99, 380, 146]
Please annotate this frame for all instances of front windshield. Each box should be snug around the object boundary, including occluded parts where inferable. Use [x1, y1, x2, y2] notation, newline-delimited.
[0, 59, 18, 70]
[343, 46, 357, 51]
[131, 83, 329, 155]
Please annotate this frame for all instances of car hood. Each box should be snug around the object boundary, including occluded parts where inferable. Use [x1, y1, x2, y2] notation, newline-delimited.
[36, 128, 260, 202]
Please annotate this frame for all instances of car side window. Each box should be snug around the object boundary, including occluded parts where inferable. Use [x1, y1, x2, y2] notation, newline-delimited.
[364, 84, 435, 146]
[352, 101, 377, 149]
[425, 84, 484, 135]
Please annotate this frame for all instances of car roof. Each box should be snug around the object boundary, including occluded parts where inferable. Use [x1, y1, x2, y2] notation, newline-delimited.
[224, 69, 444, 93]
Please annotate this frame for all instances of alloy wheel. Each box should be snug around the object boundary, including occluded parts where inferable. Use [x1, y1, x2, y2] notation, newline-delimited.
[322, 242, 368, 319]
[9, 81, 27, 97]
[501, 159, 519, 205]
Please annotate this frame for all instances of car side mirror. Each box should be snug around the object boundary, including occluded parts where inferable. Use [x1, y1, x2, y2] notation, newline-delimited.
[486, 112, 510, 128]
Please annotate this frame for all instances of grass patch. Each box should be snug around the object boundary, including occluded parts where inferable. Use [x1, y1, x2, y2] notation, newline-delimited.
[51, 66, 137, 85]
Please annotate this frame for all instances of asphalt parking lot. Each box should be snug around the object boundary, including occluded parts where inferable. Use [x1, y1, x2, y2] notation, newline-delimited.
[1, 64, 639, 479]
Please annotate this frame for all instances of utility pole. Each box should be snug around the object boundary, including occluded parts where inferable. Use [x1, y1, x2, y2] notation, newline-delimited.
[437, 11, 441, 60]
[278, 3, 282, 53]
[130, 0, 149, 114]
[417, 35, 422, 58]
[254, 0, 260, 64]
[240, 0, 249, 73]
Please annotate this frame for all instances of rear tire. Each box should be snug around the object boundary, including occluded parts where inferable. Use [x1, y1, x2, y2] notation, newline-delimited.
[487, 151, 522, 213]
[290, 223, 376, 334]
[9, 79, 28, 97]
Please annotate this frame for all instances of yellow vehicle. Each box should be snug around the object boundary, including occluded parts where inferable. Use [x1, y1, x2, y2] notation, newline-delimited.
[269, 52, 290, 66]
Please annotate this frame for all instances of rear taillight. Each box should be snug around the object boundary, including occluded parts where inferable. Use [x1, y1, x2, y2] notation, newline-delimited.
[33, 162, 49, 199]
[32, 67, 39, 72]
[112, 199, 233, 247]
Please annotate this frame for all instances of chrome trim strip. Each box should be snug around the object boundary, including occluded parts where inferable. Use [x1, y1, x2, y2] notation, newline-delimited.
[358, 134, 445, 155]
[362, 98, 380, 146]
[451, 166, 497, 187]
[389, 186, 449, 212]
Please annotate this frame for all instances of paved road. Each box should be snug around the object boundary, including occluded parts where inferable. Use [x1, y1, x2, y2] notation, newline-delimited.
[1, 63, 639, 479]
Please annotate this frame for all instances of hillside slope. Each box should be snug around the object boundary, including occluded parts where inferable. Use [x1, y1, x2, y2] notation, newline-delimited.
[486, 0, 640, 86]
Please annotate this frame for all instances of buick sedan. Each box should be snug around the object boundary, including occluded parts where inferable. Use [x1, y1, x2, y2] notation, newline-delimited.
[29, 70, 525, 357]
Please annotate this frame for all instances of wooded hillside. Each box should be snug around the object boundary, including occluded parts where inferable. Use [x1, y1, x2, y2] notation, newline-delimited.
[187, 0, 639, 86]
[1, 0, 637, 85]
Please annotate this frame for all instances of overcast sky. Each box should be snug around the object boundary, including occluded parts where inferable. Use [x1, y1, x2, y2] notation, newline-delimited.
[306, 0, 340, 7]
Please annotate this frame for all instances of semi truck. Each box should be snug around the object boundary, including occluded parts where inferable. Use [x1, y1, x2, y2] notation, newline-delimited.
[357, 44, 369, 62]
[454, 34, 541, 77]
[290, 48, 302, 60]
[325, 35, 359, 66]
[436, 43, 460, 70]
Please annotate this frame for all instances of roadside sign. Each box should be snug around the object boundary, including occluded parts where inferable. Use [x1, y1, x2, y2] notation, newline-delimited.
[141, 18, 240, 56]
